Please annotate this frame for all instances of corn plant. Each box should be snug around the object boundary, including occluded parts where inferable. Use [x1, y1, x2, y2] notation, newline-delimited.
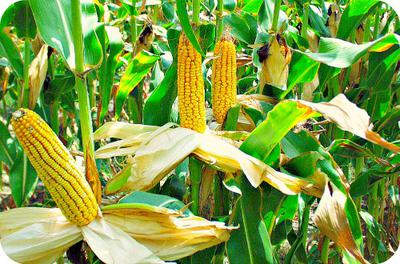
[0, 0, 399, 263]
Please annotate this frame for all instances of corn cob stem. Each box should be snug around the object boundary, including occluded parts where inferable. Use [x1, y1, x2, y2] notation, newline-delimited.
[215, 0, 224, 41]
[71, 0, 101, 202]
[11, 109, 98, 226]
[177, 33, 206, 132]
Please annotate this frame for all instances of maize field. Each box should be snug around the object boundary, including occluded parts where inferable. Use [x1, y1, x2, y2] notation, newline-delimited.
[0, 0, 399, 263]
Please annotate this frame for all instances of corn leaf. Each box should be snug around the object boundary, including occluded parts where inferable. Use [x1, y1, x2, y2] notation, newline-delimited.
[0, 122, 18, 167]
[115, 50, 160, 119]
[297, 33, 400, 68]
[1, 0, 36, 39]
[227, 176, 274, 264]
[29, 0, 103, 72]
[9, 152, 38, 207]
[175, 0, 204, 56]
[98, 25, 124, 123]
[0, 28, 23, 78]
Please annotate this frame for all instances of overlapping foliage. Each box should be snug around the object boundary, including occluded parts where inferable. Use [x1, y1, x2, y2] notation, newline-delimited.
[0, 0, 399, 263]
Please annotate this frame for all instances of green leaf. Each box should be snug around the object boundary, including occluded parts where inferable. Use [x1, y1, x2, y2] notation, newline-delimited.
[258, 0, 288, 33]
[44, 73, 75, 105]
[143, 64, 177, 126]
[366, 47, 400, 121]
[29, 0, 103, 72]
[115, 51, 160, 119]
[2, 0, 36, 39]
[240, 101, 316, 163]
[0, 0, 20, 21]
[223, 12, 257, 44]
[308, 5, 330, 37]
[0, 28, 24, 78]
[162, 0, 175, 21]
[282, 131, 347, 194]
[337, 0, 399, 40]
[286, 52, 320, 96]
[0, 121, 18, 167]
[119, 191, 192, 215]
[359, 211, 382, 241]
[227, 175, 274, 264]
[199, 24, 215, 53]
[98, 25, 124, 123]
[242, 0, 263, 13]
[297, 33, 400, 68]
[337, 0, 378, 40]
[9, 153, 38, 207]
[176, 0, 204, 56]
[224, 0, 237, 11]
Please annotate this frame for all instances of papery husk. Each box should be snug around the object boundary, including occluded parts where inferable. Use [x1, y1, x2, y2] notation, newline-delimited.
[314, 183, 368, 264]
[82, 218, 163, 264]
[102, 203, 233, 261]
[302, 75, 319, 101]
[0, 208, 164, 264]
[327, 4, 341, 37]
[259, 35, 291, 92]
[0, 208, 82, 264]
[99, 124, 324, 197]
[29, 44, 48, 109]
[306, 29, 319, 53]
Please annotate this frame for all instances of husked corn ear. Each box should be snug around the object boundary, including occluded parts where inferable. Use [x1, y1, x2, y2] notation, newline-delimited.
[177, 33, 206, 133]
[211, 37, 237, 124]
[11, 109, 98, 226]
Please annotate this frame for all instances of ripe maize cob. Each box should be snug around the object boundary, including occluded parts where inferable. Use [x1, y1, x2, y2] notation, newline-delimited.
[211, 37, 237, 124]
[11, 109, 98, 226]
[177, 33, 206, 133]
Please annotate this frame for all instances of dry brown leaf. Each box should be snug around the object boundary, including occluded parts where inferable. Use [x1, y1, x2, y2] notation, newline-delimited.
[314, 183, 368, 264]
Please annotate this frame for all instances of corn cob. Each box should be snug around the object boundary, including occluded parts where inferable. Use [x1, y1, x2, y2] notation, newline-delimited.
[11, 109, 98, 226]
[177, 33, 206, 133]
[211, 37, 237, 124]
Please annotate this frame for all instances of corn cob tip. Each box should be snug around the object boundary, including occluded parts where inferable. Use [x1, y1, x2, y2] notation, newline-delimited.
[12, 109, 26, 120]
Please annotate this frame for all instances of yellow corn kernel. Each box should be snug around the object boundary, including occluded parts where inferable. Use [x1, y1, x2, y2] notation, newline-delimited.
[11, 109, 98, 226]
[177, 32, 206, 133]
[211, 37, 237, 124]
